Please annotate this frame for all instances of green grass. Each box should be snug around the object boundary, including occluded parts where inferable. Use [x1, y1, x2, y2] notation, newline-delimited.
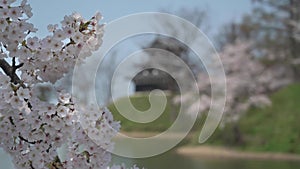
[208, 83, 300, 154]
[109, 84, 300, 154]
[108, 92, 179, 131]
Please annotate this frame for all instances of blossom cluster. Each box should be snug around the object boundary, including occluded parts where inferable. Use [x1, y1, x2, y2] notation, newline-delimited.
[0, 1, 133, 169]
[177, 41, 291, 123]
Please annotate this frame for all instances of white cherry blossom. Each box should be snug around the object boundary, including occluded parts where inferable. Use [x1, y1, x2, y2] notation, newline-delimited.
[0, 1, 138, 169]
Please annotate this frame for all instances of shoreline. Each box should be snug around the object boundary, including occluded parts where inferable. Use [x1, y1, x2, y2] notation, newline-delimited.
[176, 145, 300, 161]
[116, 131, 300, 161]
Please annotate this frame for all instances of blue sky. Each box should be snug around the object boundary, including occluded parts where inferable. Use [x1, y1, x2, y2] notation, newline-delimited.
[27, 0, 253, 101]
[28, 0, 252, 38]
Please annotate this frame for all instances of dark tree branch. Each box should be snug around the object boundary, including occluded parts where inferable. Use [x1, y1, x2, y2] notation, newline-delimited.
[18, 135, 39, 144]
[0, 58, 25, 87]
[12, 57, 16, 67]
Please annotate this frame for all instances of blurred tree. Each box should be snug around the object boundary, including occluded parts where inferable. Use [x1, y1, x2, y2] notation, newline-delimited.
[207, 0, 300, 141]
[252, 0, 300, 58]
[177, 41, 287, 144]
[139, 7, 210, 83]
[135, 8, 210, 121]
[217, 0, 300, 80]
[217, 16, 260, 49]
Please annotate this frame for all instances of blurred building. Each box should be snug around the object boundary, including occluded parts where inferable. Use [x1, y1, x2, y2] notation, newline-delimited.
[132, 68, 179, 92]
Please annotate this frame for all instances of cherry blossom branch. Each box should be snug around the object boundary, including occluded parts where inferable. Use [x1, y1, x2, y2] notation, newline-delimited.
[0, 2, 129, 168]
[18, 135, 40, 145]
[0, 58, 25, 87]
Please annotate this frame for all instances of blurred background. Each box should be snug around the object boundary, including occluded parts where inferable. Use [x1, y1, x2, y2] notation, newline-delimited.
[1, 0, 300, 168]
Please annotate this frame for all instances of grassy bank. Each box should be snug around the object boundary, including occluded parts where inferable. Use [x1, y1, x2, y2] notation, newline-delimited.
[208, 84, 300, 154]
[176, 145, 300, 161]
[108, 84, 300, 154]
[108, 92, 178, 131]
